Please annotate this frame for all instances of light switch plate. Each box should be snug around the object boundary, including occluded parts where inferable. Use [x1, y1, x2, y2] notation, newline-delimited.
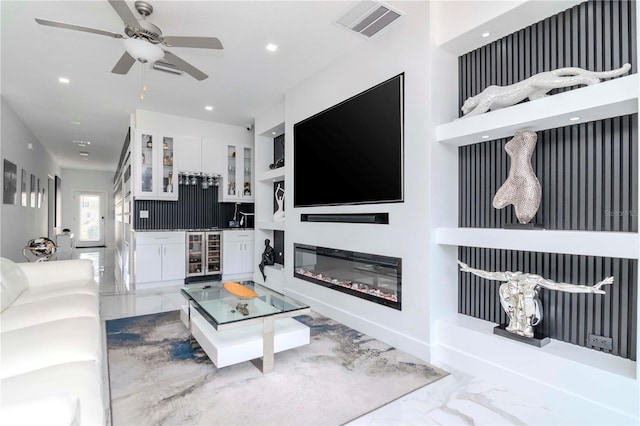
[140, 210, 149, 219]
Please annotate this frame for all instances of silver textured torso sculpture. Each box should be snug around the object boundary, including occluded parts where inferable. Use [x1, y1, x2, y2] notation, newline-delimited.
[493, 130, 541, 224]
[457, 260, 614, 338]
[461, 63, 631, 118]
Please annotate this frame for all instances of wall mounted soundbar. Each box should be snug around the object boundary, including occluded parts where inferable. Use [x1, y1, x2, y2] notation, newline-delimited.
[300, 213, 389, 224]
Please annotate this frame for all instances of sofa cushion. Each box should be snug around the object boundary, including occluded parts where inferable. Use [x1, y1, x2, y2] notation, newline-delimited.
[1, 317, 101, 379]
[0, 395, 80, 426]
[13, 279, 99, 306]
[1, 361, 103, 426]
[16, 259, 94, 289]
[0, 258, 29, 312]
[1, 294, 99, 332]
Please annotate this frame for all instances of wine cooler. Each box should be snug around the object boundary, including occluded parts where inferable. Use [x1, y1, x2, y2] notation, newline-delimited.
[186, 231, 222, 283]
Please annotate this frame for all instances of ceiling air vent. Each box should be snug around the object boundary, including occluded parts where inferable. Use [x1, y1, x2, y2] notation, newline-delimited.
[335, 1, 402, 38]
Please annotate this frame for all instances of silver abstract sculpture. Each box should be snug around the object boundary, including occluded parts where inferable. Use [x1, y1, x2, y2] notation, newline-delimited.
[457, 260, 614, 338]
[461, 63, 631, 118]
[493, 130, 541, 224]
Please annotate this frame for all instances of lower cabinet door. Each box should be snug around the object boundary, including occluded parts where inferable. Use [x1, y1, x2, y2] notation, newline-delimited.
[162, 243, 186, 281]
[136, 244, 162, 283]
[223, 241, 244, 275]
[242, 241, 255, 274]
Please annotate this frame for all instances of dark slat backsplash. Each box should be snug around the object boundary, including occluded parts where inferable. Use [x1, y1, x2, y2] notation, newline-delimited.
[133, 185, 219, 229]
[458, 247, 637, 361]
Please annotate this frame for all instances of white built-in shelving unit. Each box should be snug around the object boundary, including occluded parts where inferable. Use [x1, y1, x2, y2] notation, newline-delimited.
[431, 1, 639, 420]
[253, 106, 286, 293]
[436, 73, 638, 147]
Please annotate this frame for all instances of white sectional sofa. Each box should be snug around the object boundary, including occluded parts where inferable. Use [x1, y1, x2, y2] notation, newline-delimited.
[0, 257, 105, 425]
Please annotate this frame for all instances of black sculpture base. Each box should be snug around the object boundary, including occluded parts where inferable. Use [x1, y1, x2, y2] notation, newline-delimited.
[503, 223, 544, 230]
[493, 324, 550, 347]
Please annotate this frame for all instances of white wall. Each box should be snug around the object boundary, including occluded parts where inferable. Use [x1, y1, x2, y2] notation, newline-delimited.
[61, 169, 115, 247]
[1, 98, 61, 261]
[134, 109, 253, 145]
[282, 1, 433, 360]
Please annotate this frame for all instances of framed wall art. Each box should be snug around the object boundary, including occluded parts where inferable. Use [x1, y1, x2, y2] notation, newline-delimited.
[30, 174, 36, 207]
[21, 169, 27, 207]
[3, 159, 17, 205]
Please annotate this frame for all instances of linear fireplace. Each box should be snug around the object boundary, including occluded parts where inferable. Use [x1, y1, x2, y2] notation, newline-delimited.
[294, 243, 401, 310]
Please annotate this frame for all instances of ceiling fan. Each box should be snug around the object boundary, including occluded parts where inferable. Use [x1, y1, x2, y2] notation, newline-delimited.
[35, 0, 222, 81]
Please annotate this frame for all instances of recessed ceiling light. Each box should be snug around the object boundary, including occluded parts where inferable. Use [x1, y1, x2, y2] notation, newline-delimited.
[70, 121, 81, 125]
[72, 140, 91, 146]
[266, 43, 278, 52]
[481, 32, 490, 38]
[272, 132, 277, 135]
[79, 151, 89, 157]
[58, 77, 70, 84]
[205, 105, 214, 111]
[481, 135, 490, 139]
[569, 116, 581, 121]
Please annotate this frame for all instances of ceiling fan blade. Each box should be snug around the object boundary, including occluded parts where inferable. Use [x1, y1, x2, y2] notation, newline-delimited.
[111, 52, 136, 75]
[163, 36, 223, 50]
[108, 0, 139, 28]
[163, 51, 209, 81]
[35, 18, 123, 38]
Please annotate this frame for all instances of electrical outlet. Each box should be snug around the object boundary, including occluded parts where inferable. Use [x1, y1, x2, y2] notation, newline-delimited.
[140, 210, 149, 219]
[588, 334, 613, 351]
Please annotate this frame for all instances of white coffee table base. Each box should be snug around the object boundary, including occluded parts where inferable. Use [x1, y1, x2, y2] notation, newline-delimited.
[180, 305, 310, 372]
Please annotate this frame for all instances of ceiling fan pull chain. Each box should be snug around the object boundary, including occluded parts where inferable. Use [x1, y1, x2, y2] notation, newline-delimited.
[140, 65, 147, 100]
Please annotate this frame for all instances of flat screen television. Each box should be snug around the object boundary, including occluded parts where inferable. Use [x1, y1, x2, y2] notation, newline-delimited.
[293, 73, 404, 207]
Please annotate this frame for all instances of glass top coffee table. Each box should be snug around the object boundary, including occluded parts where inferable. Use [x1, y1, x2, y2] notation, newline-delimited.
[181, 281, 310, 374]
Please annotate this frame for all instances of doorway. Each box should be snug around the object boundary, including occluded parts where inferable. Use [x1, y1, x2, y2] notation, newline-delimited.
[75, 191, 106, 247]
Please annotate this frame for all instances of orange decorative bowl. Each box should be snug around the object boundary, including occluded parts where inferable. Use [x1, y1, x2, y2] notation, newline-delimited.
[223, 281, 258, 299]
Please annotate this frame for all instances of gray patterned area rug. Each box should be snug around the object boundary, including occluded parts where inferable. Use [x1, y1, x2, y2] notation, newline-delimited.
[107, 311, 447, 425]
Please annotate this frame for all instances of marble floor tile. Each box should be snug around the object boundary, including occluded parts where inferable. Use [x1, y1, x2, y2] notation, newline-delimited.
[72, 246, 634, 426]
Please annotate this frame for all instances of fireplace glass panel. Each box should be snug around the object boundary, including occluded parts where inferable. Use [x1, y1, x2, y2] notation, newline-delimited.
[294, 243, 401, 310]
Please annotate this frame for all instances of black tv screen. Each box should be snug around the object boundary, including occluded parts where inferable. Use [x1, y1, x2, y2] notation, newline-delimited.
[294, 74, 404, 207]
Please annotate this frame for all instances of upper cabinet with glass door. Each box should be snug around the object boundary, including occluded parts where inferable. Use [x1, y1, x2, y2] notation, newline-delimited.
[133, 129, 178, 200]
[220, 143, 254, 203]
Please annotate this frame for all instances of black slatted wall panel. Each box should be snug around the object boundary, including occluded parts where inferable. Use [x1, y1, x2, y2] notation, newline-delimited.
[133, 185, 219, 229]
[459, 247, 637, 360]
[457, 0, 638, 360]
[458, 0, 637, 114]
[459, 115, 638, 230]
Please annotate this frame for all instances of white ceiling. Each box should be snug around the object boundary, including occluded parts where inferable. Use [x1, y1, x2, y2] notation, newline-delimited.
[1, 0, 381, 172]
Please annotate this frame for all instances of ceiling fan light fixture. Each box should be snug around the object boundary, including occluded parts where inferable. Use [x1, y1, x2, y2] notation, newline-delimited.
[123, 38, 164, 63]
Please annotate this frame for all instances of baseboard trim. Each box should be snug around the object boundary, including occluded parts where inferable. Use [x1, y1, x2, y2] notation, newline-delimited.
[284, 286, 431, 362]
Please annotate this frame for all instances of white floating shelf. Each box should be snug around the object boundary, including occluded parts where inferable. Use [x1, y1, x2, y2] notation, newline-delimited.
[258, 168, 285, 182]
[256, 221, 285, 231]
[435, 227, 639, 259]
[436, 73, 638, 147]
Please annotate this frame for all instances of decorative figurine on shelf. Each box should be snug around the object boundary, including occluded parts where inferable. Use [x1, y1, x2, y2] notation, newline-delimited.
[457, 260, 614, 339]
[258, 239, 276, 281]
[273, 183, 284, 221]
[460, 63, 631, 118]
[244, 182, 251, 196]
[493, 130, 541, 225]
[228, 181, 235, 196]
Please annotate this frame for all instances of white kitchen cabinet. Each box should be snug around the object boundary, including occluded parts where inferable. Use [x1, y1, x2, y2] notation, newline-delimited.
[222, 230, 255, 280]
[176, 136, 225, 176]
[220, 144, 254, 203]
[202, 138, 225, 175]
[134, 231, 185, 284]
[133, 129, 178, 200]
[176, 135, 202, 173]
